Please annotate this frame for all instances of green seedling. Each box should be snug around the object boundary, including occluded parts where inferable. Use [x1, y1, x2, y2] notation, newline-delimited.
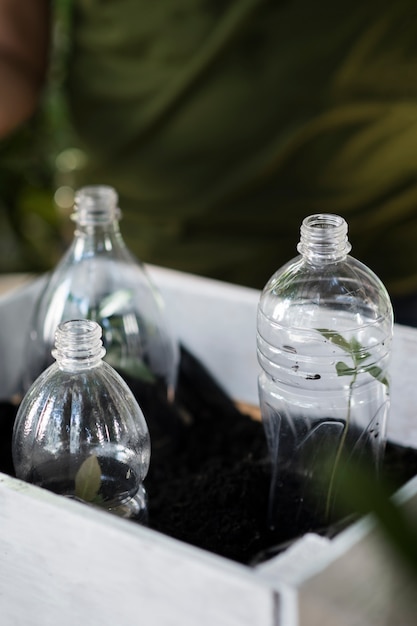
[316, 328, 389, 518]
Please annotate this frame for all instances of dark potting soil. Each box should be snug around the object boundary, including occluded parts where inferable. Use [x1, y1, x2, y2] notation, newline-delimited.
[1, 345, 417, 566]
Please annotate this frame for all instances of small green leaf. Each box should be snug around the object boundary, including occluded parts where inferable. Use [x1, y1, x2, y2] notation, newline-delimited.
[316, 328, 352, 353]
[349, 337, 370, 362]
[348, 337, 362, 352]
[75, 455, 102, 502]
[335, 361, 357, 377]
[364, 365, 389, 386]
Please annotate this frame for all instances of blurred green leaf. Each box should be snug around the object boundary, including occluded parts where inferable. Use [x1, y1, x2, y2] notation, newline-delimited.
[322, 451, 417, 580]
[106, 350, 156, 384]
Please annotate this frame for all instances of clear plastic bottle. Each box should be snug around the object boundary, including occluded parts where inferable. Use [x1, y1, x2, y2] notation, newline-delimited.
[257, 214, 393, 533]
[13, 319, 150, 521]
[24, 185, 179, 437]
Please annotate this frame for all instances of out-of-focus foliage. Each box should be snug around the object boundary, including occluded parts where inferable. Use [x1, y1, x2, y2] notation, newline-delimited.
[0, 0, 76, 273]
[321, 448, 417, 582]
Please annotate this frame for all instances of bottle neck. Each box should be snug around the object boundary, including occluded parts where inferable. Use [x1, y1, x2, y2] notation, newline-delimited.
[297, 214, 351, 264]
[52, 320, 106, 371]
[71, 184, 125, 251]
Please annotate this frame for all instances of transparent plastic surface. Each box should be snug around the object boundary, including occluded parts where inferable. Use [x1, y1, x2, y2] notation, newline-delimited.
[257, 214, 393, 531]
[24, 185, 179, 429]
[13, 320, 150, 520]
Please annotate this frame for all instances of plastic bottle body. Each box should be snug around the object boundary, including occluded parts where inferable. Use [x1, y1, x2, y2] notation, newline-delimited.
[13, 320, 151, 520]
[257, 215, 393, 532]
[24, 186, 179, 429]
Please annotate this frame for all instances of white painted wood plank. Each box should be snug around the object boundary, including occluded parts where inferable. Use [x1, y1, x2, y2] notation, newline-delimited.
[148, 265, 261, 407]
[296, 517, 417, 626]
[255, 477, 417, 626]
[0, 473, 278, 626]
[388, 324, 417, 446]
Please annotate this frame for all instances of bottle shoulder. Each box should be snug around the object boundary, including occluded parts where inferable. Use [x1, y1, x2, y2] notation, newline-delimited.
[259, 254, 393, 326]
[262, 254, 388, 296]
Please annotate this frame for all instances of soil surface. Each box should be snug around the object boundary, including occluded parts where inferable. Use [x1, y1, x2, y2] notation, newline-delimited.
[1, 346, 417, 566]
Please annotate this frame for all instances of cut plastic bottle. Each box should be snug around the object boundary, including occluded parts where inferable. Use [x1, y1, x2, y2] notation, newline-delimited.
[257, 214, 393, 534]
[13, 319, 150, 521]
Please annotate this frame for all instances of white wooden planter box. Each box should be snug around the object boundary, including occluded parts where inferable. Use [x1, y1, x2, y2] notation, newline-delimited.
[1, 267, 417, 626]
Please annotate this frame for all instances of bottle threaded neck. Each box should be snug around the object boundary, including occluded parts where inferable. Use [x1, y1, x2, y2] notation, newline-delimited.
[72, 185, 121, 226]
[297, 213, 351, 262]
[52, 320, 106, 370]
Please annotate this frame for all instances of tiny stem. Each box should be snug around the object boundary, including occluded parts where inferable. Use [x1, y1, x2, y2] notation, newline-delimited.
[325, 370, 357, 519]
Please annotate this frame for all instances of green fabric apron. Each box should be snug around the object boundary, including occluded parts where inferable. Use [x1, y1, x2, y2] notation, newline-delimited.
[65, 0, 417, 295]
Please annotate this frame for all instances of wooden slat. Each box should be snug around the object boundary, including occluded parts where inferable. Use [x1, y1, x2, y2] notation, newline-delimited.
[0, 473, 280, 626]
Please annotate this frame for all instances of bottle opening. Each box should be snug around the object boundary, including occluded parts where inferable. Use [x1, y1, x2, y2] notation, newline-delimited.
[52, 319, 106, 368]
[297, 213, 351, 262]
[309, 214, 342, 229]
[303, 213, 346, 236]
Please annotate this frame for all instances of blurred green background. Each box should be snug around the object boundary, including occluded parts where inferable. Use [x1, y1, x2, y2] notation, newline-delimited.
[0, 1, 80, 275]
